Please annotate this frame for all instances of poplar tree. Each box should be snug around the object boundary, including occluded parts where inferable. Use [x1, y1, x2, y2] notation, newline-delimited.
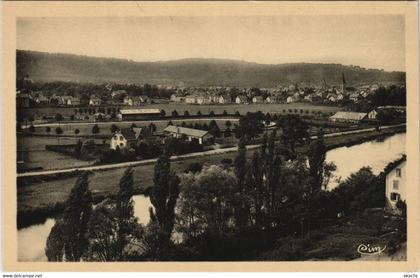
[250, 150, 264, 227]
[234, 136, 249, 229]
[308, 134, 327, 193]
[115, 167, 138, 260]
[149, 149, 180, 258]
[45, 172, 93, 261]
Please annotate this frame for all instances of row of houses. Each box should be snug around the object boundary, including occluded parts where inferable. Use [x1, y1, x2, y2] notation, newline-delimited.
[171, 93, 290, 105]
[16, 89, 153, 108]
[170, 85, 381, 106]
[16, 91, 104, 108]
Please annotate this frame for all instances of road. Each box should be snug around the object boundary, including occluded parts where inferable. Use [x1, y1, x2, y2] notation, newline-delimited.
[17, 123, 405, 178]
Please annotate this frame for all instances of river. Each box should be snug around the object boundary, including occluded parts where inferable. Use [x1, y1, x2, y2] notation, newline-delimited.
[17, 132, 406, 261]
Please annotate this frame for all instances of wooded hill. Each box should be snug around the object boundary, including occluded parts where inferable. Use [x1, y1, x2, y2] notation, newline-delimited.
[17, 50, 405, 87]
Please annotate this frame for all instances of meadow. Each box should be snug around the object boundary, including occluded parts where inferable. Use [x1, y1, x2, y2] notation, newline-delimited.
[20, 102, 340, 120]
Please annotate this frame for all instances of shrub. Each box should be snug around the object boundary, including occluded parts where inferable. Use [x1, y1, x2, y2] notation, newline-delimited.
[55, 127, 63, 135]
[221, 158, 232, 165]
[184, 162, 203, 174]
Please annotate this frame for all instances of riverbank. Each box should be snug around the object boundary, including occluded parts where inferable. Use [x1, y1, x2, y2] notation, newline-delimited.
[17, 125, 405, 229]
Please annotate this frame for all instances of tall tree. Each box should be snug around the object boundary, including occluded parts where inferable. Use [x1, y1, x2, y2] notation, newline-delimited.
[307, 134, 336, 191]
[110, 124, 119, 134]
[278, 115, 309, 153]
[234, 137, 247, 191]
[45, 172, 93, 261]
[115, 167, 142, 260]
[307, 135, 326, 192]
[92, 124, 100, 136]
[149, 150, 180, 259]
[54, 113, 63, 126]
[234, 137, 249, 229]
[249, 150, 264, 227]
[209, 120, 221, 137]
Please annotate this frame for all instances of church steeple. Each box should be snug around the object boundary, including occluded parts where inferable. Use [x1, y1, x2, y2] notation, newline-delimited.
[341, 72, 346, 94]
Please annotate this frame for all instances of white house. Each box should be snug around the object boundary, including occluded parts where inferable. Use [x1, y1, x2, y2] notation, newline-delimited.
[252, 96, 264, 104]
[198, 96, 212, 105]
[185, 96, 197, 104]
[367, 109, 378, 120]
[349, 93, 361, 102]
[89, 95, 102, 106]
[110, 128, 138, 150]
[219, 95, 232, 104]
[235, 96, 248, 104]
[385, 158, 406, 211]
[170, 94, 185, 102]
[286, 96, 295, 103]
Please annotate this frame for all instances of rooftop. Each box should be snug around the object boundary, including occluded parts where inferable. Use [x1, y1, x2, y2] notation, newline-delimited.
[330, 111, 367, 120]
[120, 108, 161, 115]
[164, 125, 209, 138]
[119, 128, 137, 141]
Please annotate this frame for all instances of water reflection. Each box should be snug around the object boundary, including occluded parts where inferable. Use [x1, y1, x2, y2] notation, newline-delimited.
[18, 196, 152, 262]
[326, 133, 405, 190]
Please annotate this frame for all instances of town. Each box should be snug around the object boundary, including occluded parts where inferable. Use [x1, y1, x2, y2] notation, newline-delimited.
[14, 13, 408, 264]
[17, 74, 407, 263]
[16, 75, 405, 172]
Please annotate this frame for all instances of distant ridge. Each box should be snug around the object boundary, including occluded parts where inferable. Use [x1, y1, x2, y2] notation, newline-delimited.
[16, 50, 405, 87]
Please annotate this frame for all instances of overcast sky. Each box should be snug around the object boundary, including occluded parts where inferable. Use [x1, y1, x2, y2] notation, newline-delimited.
[17, 15, 405, 71]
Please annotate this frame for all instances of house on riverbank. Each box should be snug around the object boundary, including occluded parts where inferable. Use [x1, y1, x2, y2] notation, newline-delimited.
[385, 157, 406, 212]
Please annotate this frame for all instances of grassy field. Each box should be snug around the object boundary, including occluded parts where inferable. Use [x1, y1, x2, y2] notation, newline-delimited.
[19, 118, 238, 170]
[17, 136, 96, 171]
[20, 103, 340, 120]
[17, 126, 405, 224]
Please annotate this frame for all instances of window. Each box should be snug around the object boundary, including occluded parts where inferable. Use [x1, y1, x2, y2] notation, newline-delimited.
[396, 168, 401, 178]
[120, 143, 124, 147]
[393, 180, 399, 190]
[119, 136, 124, 141]
[113, 135, 117, 140]
[390, 192, 400, 202]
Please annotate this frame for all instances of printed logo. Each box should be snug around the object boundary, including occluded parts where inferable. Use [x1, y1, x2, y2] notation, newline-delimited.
[357, 244, 387, 255]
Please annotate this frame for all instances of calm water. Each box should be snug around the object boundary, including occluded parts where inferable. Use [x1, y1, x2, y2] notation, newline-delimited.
[18, 132, 406, 261]
[18, 195, 152, 262]
[326, 132, 405, 190]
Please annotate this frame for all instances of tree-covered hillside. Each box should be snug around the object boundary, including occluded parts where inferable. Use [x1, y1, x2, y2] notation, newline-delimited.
[17, 50, 405, 87]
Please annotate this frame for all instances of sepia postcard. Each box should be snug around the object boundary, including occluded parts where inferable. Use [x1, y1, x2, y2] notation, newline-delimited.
[2, 1, 419, 272]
